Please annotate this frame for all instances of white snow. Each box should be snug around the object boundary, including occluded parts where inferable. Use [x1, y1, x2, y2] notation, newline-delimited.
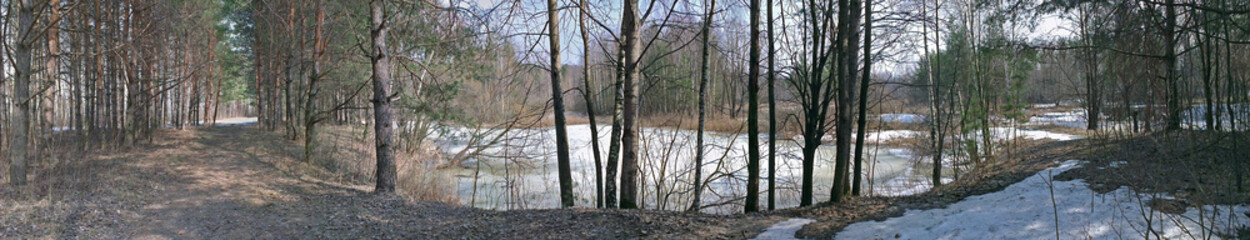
[863, 130, 923, 143]
[837, 160, 1250, 240]
[752, 218, 816, 240]
[1028, 110, 1088, 129]
[211, 117, 258, 126]
[996, 128, 1081, 141]
[873, 169, 954, 197]
[879, 114, 926, 124]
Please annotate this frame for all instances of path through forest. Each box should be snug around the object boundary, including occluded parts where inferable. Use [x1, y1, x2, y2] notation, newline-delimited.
[1, 124, 775, 239]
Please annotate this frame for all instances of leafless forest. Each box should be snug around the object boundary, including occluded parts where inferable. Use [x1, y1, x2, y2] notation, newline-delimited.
[2, 0, 1250, 238]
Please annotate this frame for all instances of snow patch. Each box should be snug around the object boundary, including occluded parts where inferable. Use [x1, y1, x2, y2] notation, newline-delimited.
[879, 114, 926, 124]
[752, 218, 815, 240]
[1028, 110, 1088, 128]
[837, 160, 1250, 239]
[1109, 161, 1128, 168]
[863, 130, 922, 143]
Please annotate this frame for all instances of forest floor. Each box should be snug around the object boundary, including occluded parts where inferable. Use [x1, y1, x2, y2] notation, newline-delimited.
[784, 130, 1250, 239]
[0, 123, 778, 239]
[5, 120, 1247, 239]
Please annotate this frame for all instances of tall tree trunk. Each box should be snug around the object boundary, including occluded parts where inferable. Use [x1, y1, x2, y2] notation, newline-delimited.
[766, 0, 777, 211]
[44, 0, 60, 148]
[1198, 9, 1215, 131]
[1079, 5, 1100, 131]
[547, 0, 575, 208]
[832, 0, 862, 203]
[305, 1, 325, 162]
[745, 0, 762, 213]
[370, 0, 397, 194]
[799, 0, 834, 207]
[618, 0, 642, 209]
[922, 0, 944, 188]
[853, 0, 872, 196]
[576, 0, 604, 209]
[8, 0, 36, 186]
[1163, 0, 1180, 131]
[605, 48, 624, 208]
[284, 7, 298, 140]
[690, 0, 715, 212]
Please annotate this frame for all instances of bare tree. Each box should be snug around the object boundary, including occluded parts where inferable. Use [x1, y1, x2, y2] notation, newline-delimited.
[577, 0, 605, 209]
[745, 0, 762, 213]
[619, 0, 642, 209]
[766, 0, 777, 210]
[690, 0, 717, 212]
[832, 0, 863, 203]
[547, 0, 575, 208]
[853, 0, 873, 196]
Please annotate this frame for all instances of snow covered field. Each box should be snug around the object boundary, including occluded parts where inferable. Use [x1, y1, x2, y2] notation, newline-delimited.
[836, 160, 1250, 240]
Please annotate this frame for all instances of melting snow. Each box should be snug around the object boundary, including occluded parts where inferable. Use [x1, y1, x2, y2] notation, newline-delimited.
[879, 114, 926, 124]
[1029, 110, 1088, 128]
[836, 160, 1250, 240]
[753, 218, 816, 240]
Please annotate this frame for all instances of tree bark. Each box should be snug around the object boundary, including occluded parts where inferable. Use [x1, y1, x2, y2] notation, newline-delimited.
[605, 48, 624, 208]
[832, 0, 863, 203]
[766, 0, 777, 210]
[619, 0, 641, 209]
[8, 0, 36, 186]
[577, 0, 605, 209]
[745, 0, 762, 213]
[853, 0, 872, 196]
[370, 0, 397, 194]
[690, 0, 715, 212]
[305, 1, 326, 163]
[547, 0, 575, 208]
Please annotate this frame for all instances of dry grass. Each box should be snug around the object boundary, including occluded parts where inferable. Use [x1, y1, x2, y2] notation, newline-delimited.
[640, 113, 750, 133]
[309, 125, 458, 203]
[396, 147, 458, 203]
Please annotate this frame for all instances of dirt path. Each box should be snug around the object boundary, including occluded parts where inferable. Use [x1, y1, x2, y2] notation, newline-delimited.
[1, 126, 775, 239]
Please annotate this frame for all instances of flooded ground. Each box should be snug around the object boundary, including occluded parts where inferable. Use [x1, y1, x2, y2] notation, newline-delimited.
[430, 121, 1076, 213]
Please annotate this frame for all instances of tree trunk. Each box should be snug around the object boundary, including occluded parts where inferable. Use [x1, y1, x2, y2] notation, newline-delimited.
[370, 0, 397, 194]
[8, 0, 36, 186]
[576, 0, 604, 209]
[799, 0, 835, 207]
[832, 0, 863, 203]
[745, 0, 761, 213]
[305, 2, 325, 163]
[766, 0, 777, 211]
[690, 0, 715, 212]
[853, 0, 872, 196]
[619, 0, 641, 209]
[547, 0, 575, 208]
[922, 0, 944, 188]
[1164, 0, 1180, 131]
[1079, 5, 1100, 131]
[605, 48, 624, 208]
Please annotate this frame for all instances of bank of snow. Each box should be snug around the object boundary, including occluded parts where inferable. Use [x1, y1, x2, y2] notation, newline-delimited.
[836, 160, 1250, 239]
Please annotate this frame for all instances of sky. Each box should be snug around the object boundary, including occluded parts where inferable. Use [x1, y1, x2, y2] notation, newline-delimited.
[464, 0, 1077, 75]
